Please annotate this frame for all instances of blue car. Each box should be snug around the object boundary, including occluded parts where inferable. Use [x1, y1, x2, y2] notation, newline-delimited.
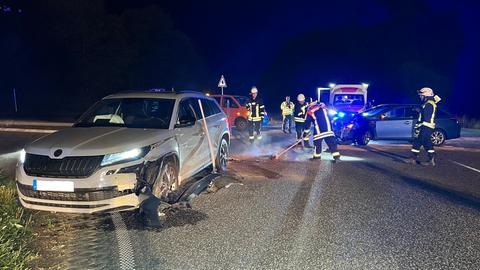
[335, 104, 461, 146]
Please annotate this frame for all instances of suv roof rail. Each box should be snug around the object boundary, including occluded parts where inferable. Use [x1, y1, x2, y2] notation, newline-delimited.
[114, 89, 173, 94]
[112, 89, 205, 95]
[145, 88, 173, 93]
[176, 90, 204, 95]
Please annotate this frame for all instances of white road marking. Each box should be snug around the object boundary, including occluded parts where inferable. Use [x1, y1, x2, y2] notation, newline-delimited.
[111, 213, 136, 270]
[0, 127, 57, 133]
[451, 161, 480, 173]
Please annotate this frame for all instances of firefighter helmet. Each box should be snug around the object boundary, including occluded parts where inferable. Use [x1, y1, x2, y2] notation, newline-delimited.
[251, 86, 258, 94]
[297, 94, 305, 101]
[418, 87, 434, 97]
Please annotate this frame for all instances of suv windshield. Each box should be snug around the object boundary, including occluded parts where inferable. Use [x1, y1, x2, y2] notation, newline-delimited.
[75, 98, 175, 129]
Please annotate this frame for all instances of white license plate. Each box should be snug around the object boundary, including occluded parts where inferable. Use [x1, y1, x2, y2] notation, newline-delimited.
[33, 179, 74, 192]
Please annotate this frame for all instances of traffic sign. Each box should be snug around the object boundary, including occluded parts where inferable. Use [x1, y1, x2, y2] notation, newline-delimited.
[218, 75, 227, 88]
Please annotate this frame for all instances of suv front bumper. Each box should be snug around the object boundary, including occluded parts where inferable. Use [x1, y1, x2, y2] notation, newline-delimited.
[15, 160, 142, 214]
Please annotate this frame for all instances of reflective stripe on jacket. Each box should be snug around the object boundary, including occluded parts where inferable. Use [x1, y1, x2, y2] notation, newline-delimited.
[246, 97, 265, 122]
[280, 101, 294, 116]
[293, 102, 308, 122]
[418, 99, 437, 129]
[304, 106, 334, 141]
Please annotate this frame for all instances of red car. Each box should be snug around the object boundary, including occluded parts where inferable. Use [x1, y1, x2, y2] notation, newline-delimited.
[211, 94, 250, 130]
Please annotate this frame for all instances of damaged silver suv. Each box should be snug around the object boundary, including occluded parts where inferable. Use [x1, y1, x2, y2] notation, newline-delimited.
[16, 90, 230, 213]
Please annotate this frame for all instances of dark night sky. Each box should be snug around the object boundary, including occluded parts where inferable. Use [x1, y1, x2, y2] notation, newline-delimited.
[123, 0, 480, 116]
[1, 0, 480, 117]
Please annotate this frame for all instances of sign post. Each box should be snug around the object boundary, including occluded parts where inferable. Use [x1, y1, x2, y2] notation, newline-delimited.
[217, 75, 227, 95]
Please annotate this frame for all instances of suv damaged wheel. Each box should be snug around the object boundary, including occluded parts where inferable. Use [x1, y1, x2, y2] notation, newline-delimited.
[152, 159, 179, 201]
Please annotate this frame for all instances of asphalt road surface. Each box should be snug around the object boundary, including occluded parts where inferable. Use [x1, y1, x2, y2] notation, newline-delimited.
[1, 128, 479, 270]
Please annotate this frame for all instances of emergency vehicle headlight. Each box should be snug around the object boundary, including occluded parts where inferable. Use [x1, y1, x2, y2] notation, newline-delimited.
[328, 109, 337, 116]
[338, 112, 346, 118]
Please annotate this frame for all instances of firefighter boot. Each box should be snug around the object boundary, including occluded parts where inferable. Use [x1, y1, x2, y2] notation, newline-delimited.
[332, 152, 341, 163]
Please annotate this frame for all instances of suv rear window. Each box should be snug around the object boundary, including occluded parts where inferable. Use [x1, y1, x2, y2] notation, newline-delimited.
[201, 99, 222, 117]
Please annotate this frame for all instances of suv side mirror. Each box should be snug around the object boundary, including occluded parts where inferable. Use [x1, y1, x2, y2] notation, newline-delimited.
[175, 115, 196, 128]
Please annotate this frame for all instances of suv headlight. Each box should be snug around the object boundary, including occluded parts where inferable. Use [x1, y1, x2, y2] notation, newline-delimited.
[101, 146, 149, 166]
[19, 149, 26, 163]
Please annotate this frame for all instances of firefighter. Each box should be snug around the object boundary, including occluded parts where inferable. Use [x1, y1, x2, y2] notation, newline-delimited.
[246, 86, 265, 143]
[409, 87, 441, 166]
[280, 96, 294, 133]
[304, 102, 340, 162]
[293, 94, 311, 147]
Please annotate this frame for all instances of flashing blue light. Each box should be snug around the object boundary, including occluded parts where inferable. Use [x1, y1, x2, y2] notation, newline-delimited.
[328, 109, 337, 116]
[338, 112, 346, 118]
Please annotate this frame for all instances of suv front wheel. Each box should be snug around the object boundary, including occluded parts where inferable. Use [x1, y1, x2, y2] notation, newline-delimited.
[152, 158, 179, 201]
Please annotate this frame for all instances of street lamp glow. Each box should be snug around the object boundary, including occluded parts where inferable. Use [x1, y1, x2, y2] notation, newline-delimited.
[362, 83, 369, 88]
[329, 83, 336, 88]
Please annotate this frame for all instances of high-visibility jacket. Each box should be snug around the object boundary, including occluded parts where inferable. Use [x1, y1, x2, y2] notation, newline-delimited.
[293, 102, 308, 123]
[246, 97, 265, 122]
[418, 97, 437, 129]
[280, 101, 294, 116]
[304, 105, 334, 140]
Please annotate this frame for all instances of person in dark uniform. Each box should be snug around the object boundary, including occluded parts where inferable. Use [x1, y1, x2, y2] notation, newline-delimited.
[304, 102, 340, 162]
[246, 86, 265, 143]
[409, 87, 441, 166]
[293, 93, 311, 148]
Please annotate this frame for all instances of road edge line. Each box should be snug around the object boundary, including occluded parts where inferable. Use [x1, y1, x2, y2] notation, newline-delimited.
[451, 160, 480, 173]
[111, 213, 136, 270]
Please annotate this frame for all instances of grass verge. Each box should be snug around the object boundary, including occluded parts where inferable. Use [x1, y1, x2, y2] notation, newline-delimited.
[0, 174, 34, 270]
